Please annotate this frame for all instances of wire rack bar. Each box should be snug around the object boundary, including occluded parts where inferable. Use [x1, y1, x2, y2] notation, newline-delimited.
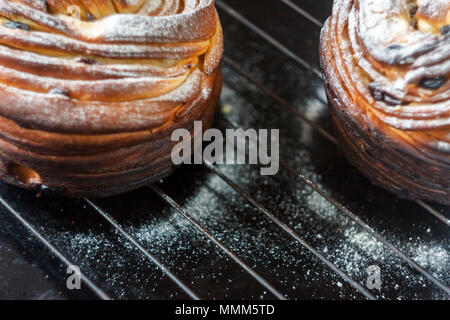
[0, 196, 111, 300]
[280, 0, 324, 27]
[150, 184, 287, 300]
[84, 198, 200, 300]
[416, 201, 450, 227]
[215, 0, 322, 78]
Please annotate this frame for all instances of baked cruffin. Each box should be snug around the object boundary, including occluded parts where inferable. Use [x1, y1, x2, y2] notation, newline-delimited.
[0, 0, 223, 197]
[320, 0, 449, 205]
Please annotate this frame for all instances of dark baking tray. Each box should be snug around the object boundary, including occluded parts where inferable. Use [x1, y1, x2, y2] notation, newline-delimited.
[0, 0, 448, 300]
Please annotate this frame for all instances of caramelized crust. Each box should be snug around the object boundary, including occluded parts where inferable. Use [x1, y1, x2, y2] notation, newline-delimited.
[0, 0, 223, 197]
[320, 0, 449, 204]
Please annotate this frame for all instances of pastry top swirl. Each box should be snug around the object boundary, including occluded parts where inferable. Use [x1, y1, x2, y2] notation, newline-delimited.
[323, 0, 449, 162]
[0, 0, 223, 134]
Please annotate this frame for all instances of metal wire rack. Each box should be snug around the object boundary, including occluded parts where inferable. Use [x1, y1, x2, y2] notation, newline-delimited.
[0, 0, 448, 300]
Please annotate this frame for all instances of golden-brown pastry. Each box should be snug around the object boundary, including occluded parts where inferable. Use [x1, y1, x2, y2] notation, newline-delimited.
[320, 0, 449, 204]
[0, 0, 223, 197]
